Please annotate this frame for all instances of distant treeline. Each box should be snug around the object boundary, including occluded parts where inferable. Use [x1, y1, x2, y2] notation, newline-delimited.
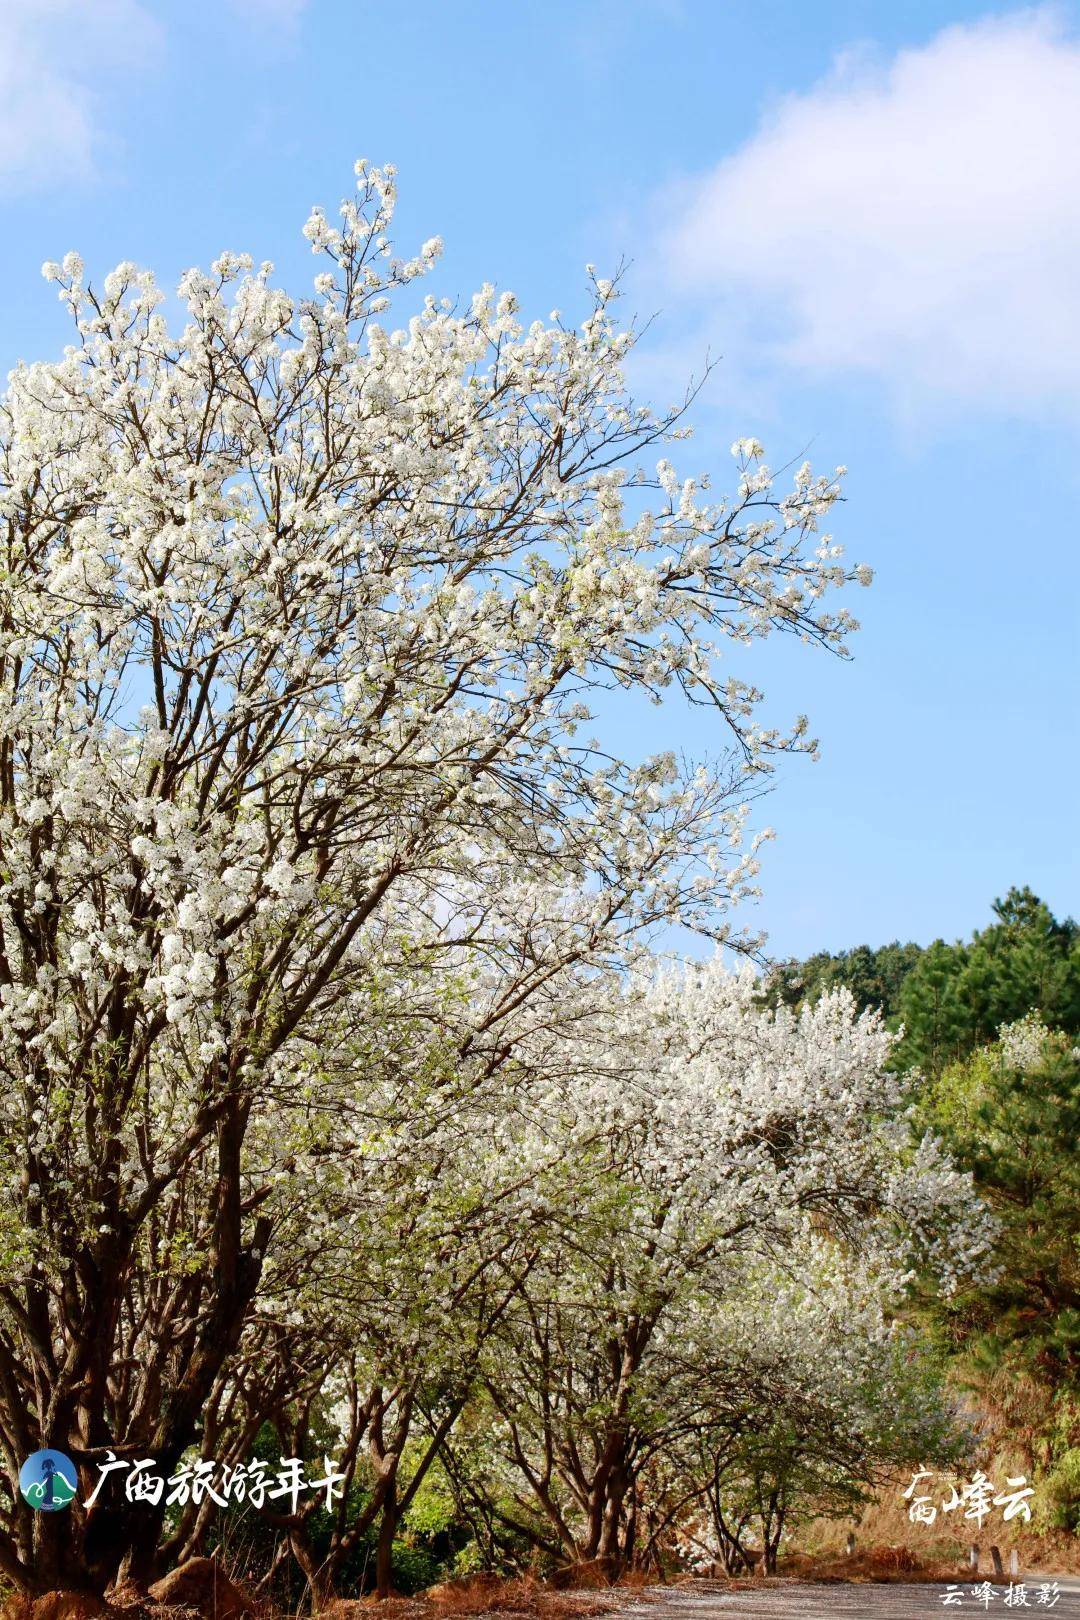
[767, 886, 1080, 1531]
[762, 885, 1080, 1074]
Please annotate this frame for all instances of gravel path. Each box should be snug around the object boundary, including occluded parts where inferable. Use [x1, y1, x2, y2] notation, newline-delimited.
[619, 1576, 1080, 1619]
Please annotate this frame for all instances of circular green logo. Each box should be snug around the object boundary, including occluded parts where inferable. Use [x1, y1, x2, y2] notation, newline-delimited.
[19, 1450, 77, 1511]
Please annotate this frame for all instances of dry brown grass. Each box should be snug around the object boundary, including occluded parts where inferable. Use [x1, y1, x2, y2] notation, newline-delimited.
[794, 1455, 1080, 1580]
[783, 1545, 960, 1585]
[315, 1572, 668, 1620]
[783, 1531, 1080, 1584]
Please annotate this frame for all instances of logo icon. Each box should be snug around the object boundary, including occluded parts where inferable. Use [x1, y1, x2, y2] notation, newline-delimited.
[19, 1450, 77, 1511]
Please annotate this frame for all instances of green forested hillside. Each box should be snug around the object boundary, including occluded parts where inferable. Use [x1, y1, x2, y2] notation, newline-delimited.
[767, 887, 1080, 1534]
[765, 886, 1080, 1074]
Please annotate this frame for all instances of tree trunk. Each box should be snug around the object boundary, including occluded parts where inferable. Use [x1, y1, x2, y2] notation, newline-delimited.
[623, 1488, 637, 1570]
[81, 1204, 272, 1591]
[375, 1482, 397, 1600]
[596, 1478, 625, 1573]
[290, 1528, 335, 1611]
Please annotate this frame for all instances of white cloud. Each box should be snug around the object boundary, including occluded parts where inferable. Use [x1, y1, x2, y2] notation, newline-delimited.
[0, 0, 160, 193]
[663, 8, 1080, 417]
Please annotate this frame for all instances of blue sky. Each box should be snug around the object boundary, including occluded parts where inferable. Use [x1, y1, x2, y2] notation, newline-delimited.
[2, 0, 1076, 960]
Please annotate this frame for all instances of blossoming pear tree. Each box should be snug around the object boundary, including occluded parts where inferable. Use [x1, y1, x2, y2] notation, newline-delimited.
[456, 968, 992, 1572]
[166, 1005, 600, 1602]
[0, 158, 872, 1595]
[131, 963, 993, 1594]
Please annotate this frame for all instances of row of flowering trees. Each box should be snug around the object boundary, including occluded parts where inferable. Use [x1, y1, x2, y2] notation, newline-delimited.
[0, 162, 984, 1600]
